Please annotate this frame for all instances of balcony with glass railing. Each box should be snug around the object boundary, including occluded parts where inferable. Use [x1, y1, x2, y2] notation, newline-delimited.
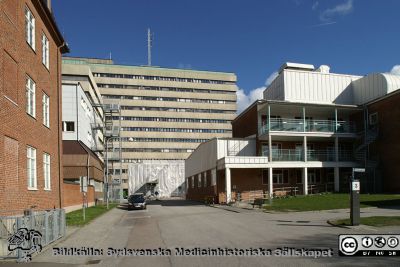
[259, 118, 357, 135]
[262, 149, 355, 162]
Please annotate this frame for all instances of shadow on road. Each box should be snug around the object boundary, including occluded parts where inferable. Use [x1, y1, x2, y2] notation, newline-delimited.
[361, 199, 400, 210]
[147, 199, 204, 207]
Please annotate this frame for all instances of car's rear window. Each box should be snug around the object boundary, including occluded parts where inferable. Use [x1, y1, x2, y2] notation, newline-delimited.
[129, 195, 144, 202]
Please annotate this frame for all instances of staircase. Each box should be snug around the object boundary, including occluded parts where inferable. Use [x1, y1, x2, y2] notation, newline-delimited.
[227, 140, 241, 156]
[354, 127, 380, 193]
[354, 128, 379, 167]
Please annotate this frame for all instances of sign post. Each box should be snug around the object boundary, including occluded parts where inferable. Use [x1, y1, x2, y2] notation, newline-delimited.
[350, 168, 364, 226]
[80, 176, 88, 221]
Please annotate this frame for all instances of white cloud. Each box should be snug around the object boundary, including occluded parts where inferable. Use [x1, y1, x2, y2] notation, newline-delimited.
[265, 71, 278, 85]
[312, 1, 319, 10]
[390, 65, 400, 76]
[319, 0, 353, 22]
[236, 72, 278, 114]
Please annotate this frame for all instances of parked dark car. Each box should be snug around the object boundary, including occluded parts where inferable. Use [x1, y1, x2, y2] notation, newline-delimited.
[127, 193, 147, 210]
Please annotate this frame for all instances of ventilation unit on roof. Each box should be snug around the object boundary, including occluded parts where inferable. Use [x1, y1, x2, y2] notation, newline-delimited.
[315, 65, 330, 73]
[279, 62, 315, 73]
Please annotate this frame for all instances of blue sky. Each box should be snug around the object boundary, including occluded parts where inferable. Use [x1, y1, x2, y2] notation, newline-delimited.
[53, 0, 400, 112]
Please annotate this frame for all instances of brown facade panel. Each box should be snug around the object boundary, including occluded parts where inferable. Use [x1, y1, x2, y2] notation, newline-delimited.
[232, 104, 258, 138]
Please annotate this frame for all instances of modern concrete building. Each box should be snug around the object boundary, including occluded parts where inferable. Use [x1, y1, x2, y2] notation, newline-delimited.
[0, 0, 68, 214]
[61, 57, 237, 197]
[61, 64, 105, 210]
[186, 62, 400, 203]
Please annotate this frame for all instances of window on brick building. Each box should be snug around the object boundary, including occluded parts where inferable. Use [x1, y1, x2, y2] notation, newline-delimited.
[42, 33, 49, 69]
[203, 172, 207, 187]
[273, 169, 288, 184]
[25, 6, 35, 50]
[27, 146, 37, 189]
[191, 176, 194, 188]
[43, 153, 51, 190]
[43, 93, 50, 127]
[26, 76, 36, 117]
[262, 169, 268, 185]
[198, 174, 201, 188]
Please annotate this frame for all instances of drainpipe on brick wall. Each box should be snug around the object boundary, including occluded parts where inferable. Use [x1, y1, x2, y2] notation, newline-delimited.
[57, 51, 62, 209]
[87, 151, 90, 207]
[76, 84, 79, 141]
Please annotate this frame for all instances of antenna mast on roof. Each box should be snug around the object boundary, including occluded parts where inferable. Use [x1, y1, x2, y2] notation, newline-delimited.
[147, 28, 153, 66]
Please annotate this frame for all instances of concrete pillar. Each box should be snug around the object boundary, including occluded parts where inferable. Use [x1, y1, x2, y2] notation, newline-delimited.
[303, 167, 308, 195]
[225, 168, 231, 203]
[268, 134, 272, 161]
[334, 108, 338, 132]
[268, 168, 273, 198]
[334, 167, 340, 192]
[335, 137, 339, 162]
[267, 104, 271, 131]
[303, 135, 307, 162]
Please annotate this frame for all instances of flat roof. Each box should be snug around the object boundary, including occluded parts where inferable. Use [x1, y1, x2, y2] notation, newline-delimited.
[62, 57, 236, 76]
[233, 99, 361, 123]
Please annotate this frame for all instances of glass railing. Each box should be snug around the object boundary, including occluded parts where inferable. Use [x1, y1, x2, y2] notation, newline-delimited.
[263, 149, 354, 162]
[260, 118, 356, 135]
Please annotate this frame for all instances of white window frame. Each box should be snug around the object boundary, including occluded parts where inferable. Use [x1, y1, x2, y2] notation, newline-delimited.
[27, 146, 37, 190]
[62, 121, 75, 132]
[43, 153, 51, 190]
[26, 76, 36, 117]
[42, 93, 50, 127]
[25, 6, 35, 50]
[42, 33, 49, 69]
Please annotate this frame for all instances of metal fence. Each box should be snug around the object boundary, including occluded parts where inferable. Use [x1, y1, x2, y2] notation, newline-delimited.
[0, 209, 66, 260]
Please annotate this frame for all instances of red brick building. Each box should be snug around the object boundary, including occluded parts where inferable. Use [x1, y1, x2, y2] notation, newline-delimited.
[0, 0, 68, 214]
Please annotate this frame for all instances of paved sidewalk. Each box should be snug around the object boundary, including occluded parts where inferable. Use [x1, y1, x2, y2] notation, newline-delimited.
[33, 207, 129, 266]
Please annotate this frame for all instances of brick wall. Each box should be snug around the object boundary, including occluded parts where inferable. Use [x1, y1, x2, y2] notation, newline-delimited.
[186, 167, 347, 203]
[0, 0, 64, 214]
[368, 92, 400, 193]
[62, 182, 95, 212]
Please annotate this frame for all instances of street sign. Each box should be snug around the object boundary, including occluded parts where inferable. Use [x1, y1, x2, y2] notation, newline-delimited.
[352, 181, 360, 191]
[80, 176, 88, 192]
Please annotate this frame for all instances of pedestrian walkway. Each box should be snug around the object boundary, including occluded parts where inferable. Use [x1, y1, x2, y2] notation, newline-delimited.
[33, 207, 129, 266]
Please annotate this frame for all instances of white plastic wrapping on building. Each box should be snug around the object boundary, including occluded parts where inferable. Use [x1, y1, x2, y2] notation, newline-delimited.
[128, 160, 185, 198]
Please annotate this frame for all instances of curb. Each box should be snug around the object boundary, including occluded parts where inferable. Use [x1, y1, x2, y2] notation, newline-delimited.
[326, 219, 352, 229]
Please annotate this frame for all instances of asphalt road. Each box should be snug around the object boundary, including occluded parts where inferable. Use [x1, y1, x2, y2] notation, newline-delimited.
[28, 200, 400, 267]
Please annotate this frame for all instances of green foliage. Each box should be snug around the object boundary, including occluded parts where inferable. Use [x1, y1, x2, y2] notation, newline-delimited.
[264, 193, 400, 212]
[333, 216, 400, 227]
[66, 204, 118, 226]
